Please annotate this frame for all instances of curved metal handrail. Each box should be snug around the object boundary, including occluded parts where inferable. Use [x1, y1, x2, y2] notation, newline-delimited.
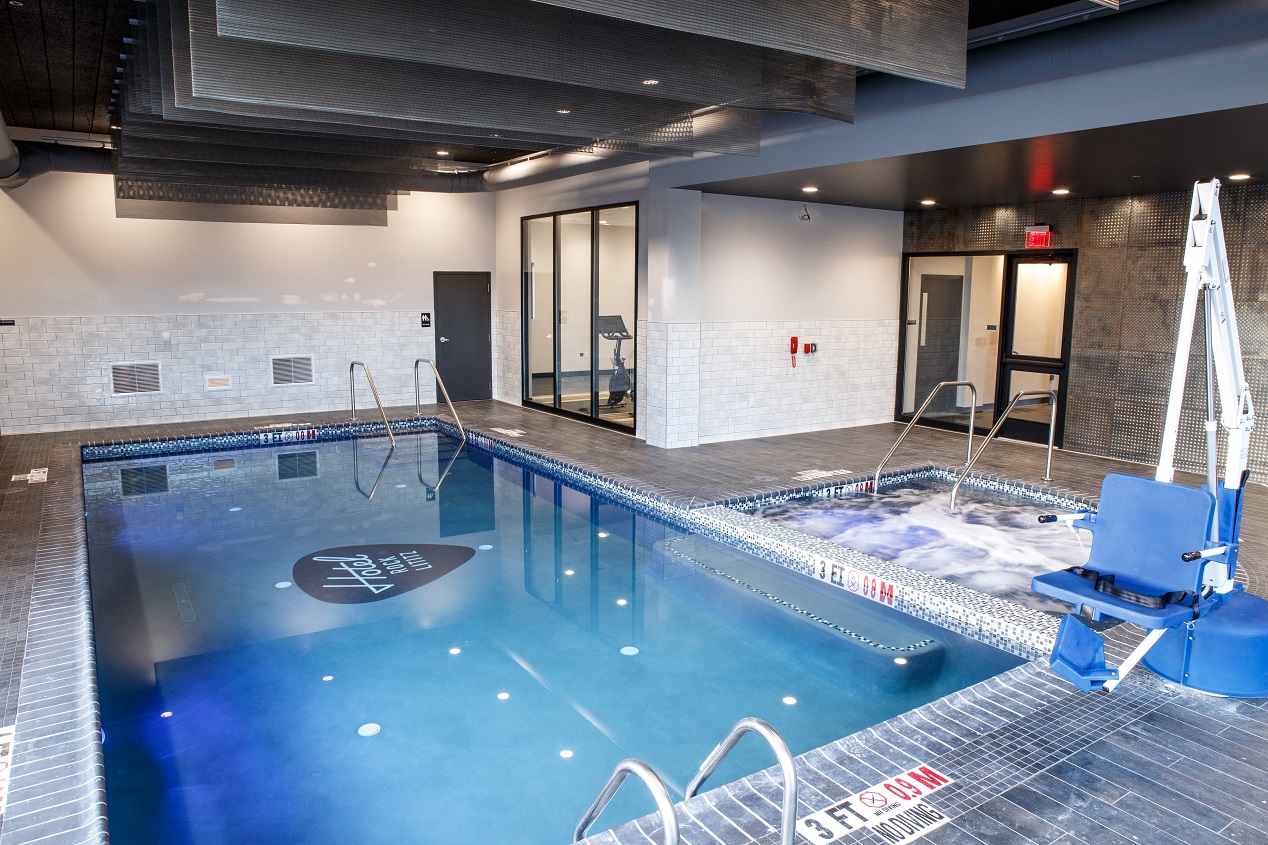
[352, 437, 395, 500]
[574, 759, 679, 845]
[949, 388, 1057, 513]
[414, 358, 466, 444]
[685, 718, 797, 845]
[349, 361, 396, 447]
[874, 381, 977, 493]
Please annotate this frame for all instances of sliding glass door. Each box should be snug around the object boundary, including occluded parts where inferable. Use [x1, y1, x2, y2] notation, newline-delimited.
[522, 203, 637, 431]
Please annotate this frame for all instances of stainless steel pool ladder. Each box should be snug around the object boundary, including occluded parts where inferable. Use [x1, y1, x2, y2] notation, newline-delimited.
[874, 381, 977, 493]
[352, 436, 395, 500]
[574, 759, 679, 845]
[413, 358, 466, 443]
[348, 361, 396, 447]
[685, 717, 798, 845]
[949, 388, 1057, 513]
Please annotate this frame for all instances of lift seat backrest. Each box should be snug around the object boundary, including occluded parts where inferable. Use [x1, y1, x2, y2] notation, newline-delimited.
[1087, 473, 1216, 596]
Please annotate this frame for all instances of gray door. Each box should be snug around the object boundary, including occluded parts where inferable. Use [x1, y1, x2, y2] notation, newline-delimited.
[433, 271, 492, 401]
[913, 274, 964, 413]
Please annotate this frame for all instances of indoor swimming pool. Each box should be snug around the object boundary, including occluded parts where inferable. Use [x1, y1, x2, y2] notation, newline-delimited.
[84, 433, 1023, 845]
[749, 477, 1089, 613]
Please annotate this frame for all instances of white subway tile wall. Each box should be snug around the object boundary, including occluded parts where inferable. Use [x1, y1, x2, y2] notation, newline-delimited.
[0, 312, 436, 433]
[492, 309, 522, 404]
[641, 321, 702, 449]
[698, 319, 899, 443]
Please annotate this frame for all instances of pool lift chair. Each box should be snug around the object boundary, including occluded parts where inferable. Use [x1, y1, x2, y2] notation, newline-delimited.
[1032, 179, 1268, 697]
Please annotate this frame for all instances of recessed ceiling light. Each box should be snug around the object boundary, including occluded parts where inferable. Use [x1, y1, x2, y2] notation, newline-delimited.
[642, 78, 660, 86]
[436, 150, 450, 156]
[1229, 173, 1251, 181]
[556, 109, 571, 114]
[802, 186, 819, 193]
[920, 199, 936, 206]
[8, 2, 24, 7]
[1052, 188, 1071, 196]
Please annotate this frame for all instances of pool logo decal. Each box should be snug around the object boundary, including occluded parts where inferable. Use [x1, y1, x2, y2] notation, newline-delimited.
[798, 765, 954, 844]
[292, 544, 475, 604]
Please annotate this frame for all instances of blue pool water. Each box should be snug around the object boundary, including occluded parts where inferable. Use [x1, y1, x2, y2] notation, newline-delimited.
[749, 478, 1089, 613]
[85, 434, 1023, 845]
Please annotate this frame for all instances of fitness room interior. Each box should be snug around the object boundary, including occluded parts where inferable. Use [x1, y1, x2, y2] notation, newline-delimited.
[2, 1, 1268, 844]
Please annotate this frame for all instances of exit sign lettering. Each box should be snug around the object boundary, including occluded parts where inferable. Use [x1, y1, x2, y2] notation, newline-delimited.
[1025, 226, 1052, 249]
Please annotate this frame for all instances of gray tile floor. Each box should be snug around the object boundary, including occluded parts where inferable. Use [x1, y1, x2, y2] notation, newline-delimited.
[0, 402, 1265, 845]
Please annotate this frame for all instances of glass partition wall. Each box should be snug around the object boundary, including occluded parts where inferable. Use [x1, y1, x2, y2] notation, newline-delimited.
[522, 204, 637, 431]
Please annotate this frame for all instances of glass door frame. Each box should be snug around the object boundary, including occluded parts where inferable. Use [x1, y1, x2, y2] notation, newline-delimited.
[520, 201, 639, 434]
[894, 249, 1078, 446]
[994, 251, 1078, 446]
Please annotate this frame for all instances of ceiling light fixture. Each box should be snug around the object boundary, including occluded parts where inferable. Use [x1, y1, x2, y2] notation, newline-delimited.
[920, 199, 936, 206]
[801, 186, 819, 193]
[642, 79, 660, 86]
[1052, 188, 1071, 196]
[436, 150, 449, 156]
[1229, 173, 1251, 181]
[556, 109, 571, 114]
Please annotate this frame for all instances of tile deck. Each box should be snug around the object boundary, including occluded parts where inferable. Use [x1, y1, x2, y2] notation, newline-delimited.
[0, 401, 1264, 845]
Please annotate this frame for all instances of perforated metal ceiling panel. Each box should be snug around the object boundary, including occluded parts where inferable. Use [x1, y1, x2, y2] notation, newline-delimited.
[213, 0, 855, 122]
[531, 0, 970, 87]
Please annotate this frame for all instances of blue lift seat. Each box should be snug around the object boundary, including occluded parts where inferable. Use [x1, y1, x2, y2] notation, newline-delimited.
[1032, 473, 1224, 691]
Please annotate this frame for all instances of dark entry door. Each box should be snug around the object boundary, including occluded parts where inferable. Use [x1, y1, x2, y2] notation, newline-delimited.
[433, 271, 492, 401]
[913, 275, 964, 413]
[995, 256, 1076, 445]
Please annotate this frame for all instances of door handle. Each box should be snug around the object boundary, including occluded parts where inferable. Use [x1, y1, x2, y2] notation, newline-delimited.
[439, 337, 450, 343]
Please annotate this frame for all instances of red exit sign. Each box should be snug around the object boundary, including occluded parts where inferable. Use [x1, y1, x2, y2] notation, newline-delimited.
[1025, 226, 1052, 249]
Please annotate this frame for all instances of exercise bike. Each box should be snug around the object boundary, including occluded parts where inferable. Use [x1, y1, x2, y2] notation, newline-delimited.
[596, 315, 633, 408]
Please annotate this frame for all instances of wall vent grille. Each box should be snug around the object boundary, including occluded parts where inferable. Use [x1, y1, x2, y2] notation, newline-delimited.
[111, 362, 162, 395]
[121, 465, 170, 496]
[272, 356, 314, 385]
[277, 451, 319, 480]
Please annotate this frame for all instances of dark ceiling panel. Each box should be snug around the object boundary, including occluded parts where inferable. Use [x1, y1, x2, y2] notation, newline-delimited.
[532, 0, 970, 86]
[7, 0, 55, 128]
[215, 0, 855, 122]
[684, 104, 1268, 212]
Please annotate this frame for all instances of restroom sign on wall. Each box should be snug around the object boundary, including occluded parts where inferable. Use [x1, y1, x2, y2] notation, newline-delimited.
[798, 765, 955, 844]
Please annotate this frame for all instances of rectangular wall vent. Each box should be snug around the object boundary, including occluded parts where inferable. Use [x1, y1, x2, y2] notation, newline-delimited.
[272, 356, 314, 386]
[121, 465, 169, 496]
[277, 451, 318, 480]
[111, 362, 162, 395]
[206, 374, 232, 390]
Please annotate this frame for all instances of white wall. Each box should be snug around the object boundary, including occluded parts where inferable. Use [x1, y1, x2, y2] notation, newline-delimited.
[0, 172, 496, 433]
[700, 195, 902, 322]
[0, 172, 494, 315]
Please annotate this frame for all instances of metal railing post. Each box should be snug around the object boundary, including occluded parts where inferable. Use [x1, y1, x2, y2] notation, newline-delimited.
[684, 718, 798, 845]
[574, 759, 678, 845]
[414, 358, 466, 444]
[874, 381, 977, 493]
[348, 361, 395, 447]
[949, 388, 1057, 512]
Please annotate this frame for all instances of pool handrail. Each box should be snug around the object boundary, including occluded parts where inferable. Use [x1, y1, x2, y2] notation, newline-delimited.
[416, 431, 465, 496]
[874, 381, 977, 494]
[949, 388, 1057, 513]
[684, 717, 798, 845]
[574, 758, 679, 845]
[349, 361, 396, 448]
[414, 358, 466, 444]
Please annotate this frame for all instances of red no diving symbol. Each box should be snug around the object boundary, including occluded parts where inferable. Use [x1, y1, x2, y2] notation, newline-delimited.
[859, 791, 888, 808]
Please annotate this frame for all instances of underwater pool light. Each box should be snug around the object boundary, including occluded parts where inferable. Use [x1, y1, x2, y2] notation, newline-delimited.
[616, 598, 628, 606]
[597, 532, 609, 538]
[449, 647, 462, 655]
[395, 483, 407, 488]
[782, 696, 797, 706]
[478, 544, 493, 550]
[322, 675, 333, 682]
[559, 749, 574, 758]
[274, 581, 292, 589]
[620, 646, 639, 656]
[160, 711, 173, 718]
[894, 657, 909, 666]
[229, 507, 242, 512]
[357, 723, 381, 737]
[497, 692, 510, 700]
[564, 569, 575, 576]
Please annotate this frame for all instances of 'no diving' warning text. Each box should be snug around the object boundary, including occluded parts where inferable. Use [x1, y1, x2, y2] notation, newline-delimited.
[798, 765, 954, 844]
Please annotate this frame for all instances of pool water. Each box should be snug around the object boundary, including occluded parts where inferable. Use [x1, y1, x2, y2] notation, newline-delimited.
[85, 434, 1023, 845]
[749, 477, 1089, 613]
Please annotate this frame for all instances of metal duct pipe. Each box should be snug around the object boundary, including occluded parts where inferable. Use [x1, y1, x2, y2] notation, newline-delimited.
[0, 116, 114, 190]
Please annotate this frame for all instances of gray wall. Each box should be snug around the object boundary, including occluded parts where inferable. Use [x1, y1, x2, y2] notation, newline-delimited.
[902, 184, 1268, 482]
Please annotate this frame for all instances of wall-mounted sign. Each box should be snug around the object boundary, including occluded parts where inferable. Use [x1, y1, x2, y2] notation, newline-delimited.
[420, 312, 432, 328]
[798, 765, 954, 844]
[293, 544, 474, 604]
[1024, 225, 1052, 249]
